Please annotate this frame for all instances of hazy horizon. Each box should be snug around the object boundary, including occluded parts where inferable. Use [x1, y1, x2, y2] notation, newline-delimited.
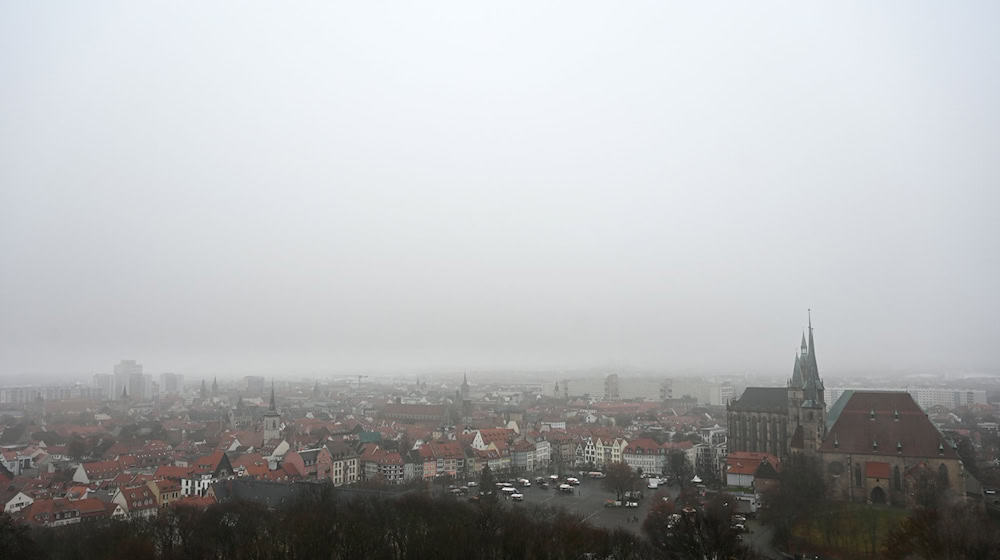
[3, 3, 999, 381]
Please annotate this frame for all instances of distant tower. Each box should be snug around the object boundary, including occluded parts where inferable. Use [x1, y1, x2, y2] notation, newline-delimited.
[554, 381, 560, 397]
[460, 373, 472, 421]
[200, 380, 207, 399]
[263, 382, 281, 441]
[212, 377, 219, 396]
[604, 374, 620, 401]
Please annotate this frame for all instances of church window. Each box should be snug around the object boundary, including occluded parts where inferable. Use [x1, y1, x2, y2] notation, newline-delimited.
[893, 466, 901, 491]
[938, 464, 949, 488]
[854, 464, 862, 487]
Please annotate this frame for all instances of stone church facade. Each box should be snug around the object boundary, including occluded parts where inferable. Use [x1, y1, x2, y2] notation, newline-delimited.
[726, 315, 826, 459]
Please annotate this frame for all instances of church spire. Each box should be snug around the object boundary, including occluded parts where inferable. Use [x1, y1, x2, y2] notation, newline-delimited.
[791, 353, 803, 387]
[807, 310, 819, 377]
[269, 382, 276, 411]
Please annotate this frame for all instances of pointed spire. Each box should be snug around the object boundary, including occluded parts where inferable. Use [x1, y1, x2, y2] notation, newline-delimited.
[269, 382, 276, 411]
[800, 331, 808, 353]
[806, 310, 819, 379]
[790, 354, 804, 387]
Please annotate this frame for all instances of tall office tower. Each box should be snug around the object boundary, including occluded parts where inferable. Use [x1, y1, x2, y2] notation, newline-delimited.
[128, 373, 146, 401]
[92, 374, 114, 399]
[160, 373, 184, 395]
[113, 360, 142, 400]
[604, 374, 620, 401]
[245, 376, 265, 395]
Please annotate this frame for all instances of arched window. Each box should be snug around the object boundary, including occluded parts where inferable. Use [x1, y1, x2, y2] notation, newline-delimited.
[938, 464, 949, 488]
[854, 464, 863, 487]
[893, 466, 901, 491]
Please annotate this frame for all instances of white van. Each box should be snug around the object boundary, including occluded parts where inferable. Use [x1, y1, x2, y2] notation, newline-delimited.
[647, 479, 659, 490]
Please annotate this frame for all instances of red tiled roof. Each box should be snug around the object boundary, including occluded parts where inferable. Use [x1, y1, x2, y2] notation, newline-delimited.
[822, 391, 959, 459]
[120, 485, 157, 511]
[155, 465, 195, 480]
[624, 438, 663, 454]
[726, 452, 779, 476]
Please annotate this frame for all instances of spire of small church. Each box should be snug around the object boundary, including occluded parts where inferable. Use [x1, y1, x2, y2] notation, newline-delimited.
[800, 331, 808, 354]
[269, 382, 276, 411]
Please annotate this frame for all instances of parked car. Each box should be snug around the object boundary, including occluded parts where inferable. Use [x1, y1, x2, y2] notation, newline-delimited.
[467, 481, 478, 487]
[558, 484, 573, 493]
[511, 493, 524, 502]
[566, 477, 580, 485]
[517, 478, 531, 487]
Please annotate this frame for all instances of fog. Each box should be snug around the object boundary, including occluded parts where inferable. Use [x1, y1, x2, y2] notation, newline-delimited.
[2, 2, 998, 379]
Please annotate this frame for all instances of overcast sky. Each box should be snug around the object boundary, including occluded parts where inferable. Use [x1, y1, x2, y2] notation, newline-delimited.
[1, 2, 998, 380]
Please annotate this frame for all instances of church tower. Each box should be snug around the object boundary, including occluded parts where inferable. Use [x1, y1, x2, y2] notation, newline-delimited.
[787, 311, 826, 454]
[263, 382, 281, 442]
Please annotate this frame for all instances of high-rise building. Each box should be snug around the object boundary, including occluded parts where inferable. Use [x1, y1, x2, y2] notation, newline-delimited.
[113, 360, 142, 400]
[245, 376, 265, 395]
[160, 373, 184, 395]
[604, 374, 620, 401]
[92, 374, 114, 399]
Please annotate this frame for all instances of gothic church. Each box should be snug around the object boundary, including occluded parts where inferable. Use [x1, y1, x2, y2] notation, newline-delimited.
[727, 314, 827, 459]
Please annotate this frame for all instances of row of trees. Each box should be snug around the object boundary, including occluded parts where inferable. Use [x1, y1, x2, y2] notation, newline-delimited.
[3, 488, 655, 560]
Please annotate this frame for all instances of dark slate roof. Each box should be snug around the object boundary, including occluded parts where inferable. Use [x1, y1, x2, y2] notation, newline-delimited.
[730, 387, 788, 412]
[820, 391, 959, 460]
[754, 460, 780, 479]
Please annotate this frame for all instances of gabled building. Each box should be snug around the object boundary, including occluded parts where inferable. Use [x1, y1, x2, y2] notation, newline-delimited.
[324, 439, 359, 486]
[112, 484, 158, 519]
[2, 489, 33, 513]
[623, 438, 666, 474]
[21, 498, 82, 527]
[725, 451, 779, 488]
[359, 444, 404, 484]
[183, 452, 234, 497]
[819, 390, 965, 506]
[147, 479, 182, 507]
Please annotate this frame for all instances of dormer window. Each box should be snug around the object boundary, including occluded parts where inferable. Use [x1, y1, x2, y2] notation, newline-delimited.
[893, 409, 899, 421]
[833, 434, 839, 448]
[872, 439, 879, 451]
[869, 409, 875, 420]
[896, 441, 902, 453]
[938, 442, 944, 455]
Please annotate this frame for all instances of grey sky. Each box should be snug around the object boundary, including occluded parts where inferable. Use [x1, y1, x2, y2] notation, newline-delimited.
[2, 2, 998, 379]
